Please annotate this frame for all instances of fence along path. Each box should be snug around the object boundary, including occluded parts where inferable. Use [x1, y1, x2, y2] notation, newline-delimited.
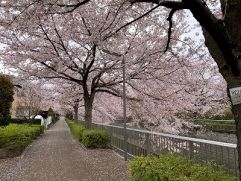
[93, 123, 238, 177]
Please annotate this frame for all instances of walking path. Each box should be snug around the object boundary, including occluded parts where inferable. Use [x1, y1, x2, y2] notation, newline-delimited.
[0, 117, 130, 181]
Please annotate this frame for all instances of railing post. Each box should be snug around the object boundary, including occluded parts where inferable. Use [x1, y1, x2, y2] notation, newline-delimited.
[146, 133, 150, 156]
[189, 140, 194, 160]
[110, 127, 113, 146]
[122, 57, 127, 161]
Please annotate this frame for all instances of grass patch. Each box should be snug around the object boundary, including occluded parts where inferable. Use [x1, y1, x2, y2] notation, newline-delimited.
[196, 121, 235, 133]
[66, 118, 85, 141]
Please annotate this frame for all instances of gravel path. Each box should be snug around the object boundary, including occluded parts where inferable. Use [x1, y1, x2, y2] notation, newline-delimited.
[0, 156, 20, 181]
[0, 117, 130, 181]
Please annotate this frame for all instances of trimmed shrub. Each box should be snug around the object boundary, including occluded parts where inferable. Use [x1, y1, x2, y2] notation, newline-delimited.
[9, 118, 42, 125]
[0, 123, 44, 158]
[82, 129, 110, 148]
[66, 118, 110, 149]
[128, 153, 236, 181]
[9, 118, 25, 124]
[2, 133, 31, 154]
[48, 107, 54, 117]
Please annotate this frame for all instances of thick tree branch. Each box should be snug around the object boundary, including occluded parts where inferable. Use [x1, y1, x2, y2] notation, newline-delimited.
[47, 0, 91, 14]
[182, 0, 240, 76]
[39, 62, 83, 85]
[53, 19, 68, 54]
[103, 5, 160, 40]
[91, 71, 103, 93]
[39, 23, 60, 57]
[131, 0, 240, 76]
[96, 89, 121, 97]
[81, 16, 92, 36]
[56, 0, 90, 8]
[97, 89, 140, 101]
[130, 0, 187, 9]
[97, 80, 123, 88]
[85, 44, 97, 81]
[129, 1, 187, 53]
[99, 2, 124, 34]
[165, 9, 176, 52]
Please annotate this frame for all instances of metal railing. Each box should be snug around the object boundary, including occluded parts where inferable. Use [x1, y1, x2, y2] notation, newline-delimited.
[188, 119, 235, 122]
[92, 122, 238, 177]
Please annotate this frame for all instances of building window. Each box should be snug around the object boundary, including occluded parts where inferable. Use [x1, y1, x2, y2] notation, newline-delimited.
[16, 106, 29, 117]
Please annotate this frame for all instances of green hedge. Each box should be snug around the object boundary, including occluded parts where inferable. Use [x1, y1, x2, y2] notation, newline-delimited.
[82, 129, 110, 148]
[65, 118, 110, 148]
[128, 153, 236, 181]
[0, 124, 44, 158]
[9, 118, 42, 125]
[197, 121, 235, 132]
[66, 119, 85, 141]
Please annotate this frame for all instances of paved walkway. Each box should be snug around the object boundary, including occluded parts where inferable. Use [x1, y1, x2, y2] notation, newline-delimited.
[0, 117, 130, 181]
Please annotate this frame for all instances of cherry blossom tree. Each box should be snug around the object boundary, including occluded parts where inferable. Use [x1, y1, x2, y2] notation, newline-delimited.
[125, 37, 228, 132]
[1, 0, 238, 174]
[0, 1, 143, 129]
[15, 0, 239, 174]
[0, 0, 192, 130]
[0, 0, 227, 127]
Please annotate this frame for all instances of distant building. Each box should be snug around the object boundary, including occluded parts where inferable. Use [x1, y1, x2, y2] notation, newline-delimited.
[10, 81, 29, 118]
[8, 76, 49, 124]
[0, 74, 35, 119]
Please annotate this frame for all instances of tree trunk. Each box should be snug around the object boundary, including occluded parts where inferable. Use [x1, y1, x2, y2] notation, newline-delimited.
[84, 98, 93, 129]
[226, 78, 241, 180]
[202, 27, 241, 179]
[232, 104, 241, 178]
[181, 1, 241, 178]
[83, 83, 95, 129]
[73, 104, 78, 123]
